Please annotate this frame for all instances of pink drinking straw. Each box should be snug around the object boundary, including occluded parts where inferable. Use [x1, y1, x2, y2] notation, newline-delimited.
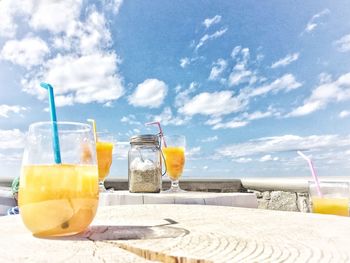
[145, 121, 167, 147]
[297, 151, 323, 197]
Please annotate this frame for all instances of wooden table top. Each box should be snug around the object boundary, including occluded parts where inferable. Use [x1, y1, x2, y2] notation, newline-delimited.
[1, 204, 350, 262]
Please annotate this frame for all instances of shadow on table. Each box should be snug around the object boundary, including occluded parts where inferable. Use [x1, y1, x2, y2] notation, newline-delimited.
[39, 218, 190, 241]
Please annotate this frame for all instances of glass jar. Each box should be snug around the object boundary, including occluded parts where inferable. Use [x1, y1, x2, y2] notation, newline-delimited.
[128, 134, 162, 193]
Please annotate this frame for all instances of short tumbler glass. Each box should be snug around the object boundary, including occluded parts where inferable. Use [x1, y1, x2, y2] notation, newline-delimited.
[308, 181, 349, 216]
[18, 122, 99, 237]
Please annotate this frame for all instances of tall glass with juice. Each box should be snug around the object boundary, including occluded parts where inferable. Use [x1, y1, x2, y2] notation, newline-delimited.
[309, 181, 349, 216]
[163, 135, 186, 193]
[96, 141, 114, 191]
[19, 122, 99, 236]
[163, 147, 185, 180]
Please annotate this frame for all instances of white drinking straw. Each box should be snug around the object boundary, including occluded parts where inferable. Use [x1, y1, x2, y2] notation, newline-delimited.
[297, 151, 323, 197]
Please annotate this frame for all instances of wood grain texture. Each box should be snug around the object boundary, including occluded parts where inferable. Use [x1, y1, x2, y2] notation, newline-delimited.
[1, 205, 350, 262]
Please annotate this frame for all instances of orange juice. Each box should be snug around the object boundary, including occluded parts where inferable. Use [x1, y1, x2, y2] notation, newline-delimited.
[163, 147, 185, 180]
[19, 164, 98, 236]
[96, 141, 113, 181]
[311, 197, 349, 216]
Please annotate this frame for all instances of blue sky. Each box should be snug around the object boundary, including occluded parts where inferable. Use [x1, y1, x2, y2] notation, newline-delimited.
[1, 0, 350, 179]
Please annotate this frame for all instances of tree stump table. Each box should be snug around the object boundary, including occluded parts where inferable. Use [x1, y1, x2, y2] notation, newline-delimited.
[1, 204, 350, 262]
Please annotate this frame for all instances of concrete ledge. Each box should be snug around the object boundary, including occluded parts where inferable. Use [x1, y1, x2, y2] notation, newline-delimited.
[242, 178, 309, 192]
[105, 178, 245, 193]
[0, 177, 14, 187]
[0, 187, 16, 216]
[99, 191, 258, 208]
[241, 177, 350, 192]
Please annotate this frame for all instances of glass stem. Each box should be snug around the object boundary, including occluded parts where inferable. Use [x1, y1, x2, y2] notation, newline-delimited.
[171, 179, 180, 190]
[99, 180, 106, 192]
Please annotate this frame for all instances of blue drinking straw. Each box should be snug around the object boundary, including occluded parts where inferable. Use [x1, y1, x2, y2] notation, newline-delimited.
[40, 82, 62, 164]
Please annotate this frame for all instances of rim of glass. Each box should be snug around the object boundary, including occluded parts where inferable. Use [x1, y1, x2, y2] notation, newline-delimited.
[29, 121, 92, 133]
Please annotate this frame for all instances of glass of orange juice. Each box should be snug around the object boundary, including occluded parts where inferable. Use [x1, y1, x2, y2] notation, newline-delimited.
[309, 181, 349, 216]
[19, 122, 99, 237]
[96, 136, 114, 192]
[162, 135, 186, 193]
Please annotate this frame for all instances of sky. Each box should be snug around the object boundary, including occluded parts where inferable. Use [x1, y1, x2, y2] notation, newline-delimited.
[1, 0, 350, 179]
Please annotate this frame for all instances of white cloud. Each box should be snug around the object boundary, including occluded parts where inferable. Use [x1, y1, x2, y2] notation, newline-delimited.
[29, 0, 82, 34]
[212, 120, 248, 130]
[1, 37, 49, 69]
[2, 3, 125, 107]
[0, 1, 17, 38]
[180, 57, 190, 68]
[103, 101, 113, 107]
[242, 108, 279, 121]
[179, 91, 247, 117]
[339, 110, 350, 119]
[209, 58, 227, 80]
[22, 52, 124, 106]
[234, 47, 250, 68]
[288, 72, 350, 117]
[175, 85, 182, 93]
[260, 154, 279, 162]
[195, 28, 228, 51]
[180, 74, 298, 120]
[271, 53, 299, 69]
[305, 23, 317, 32]
[120, 115, 142, 126]
[248, 74, 302, 97]
[234, 157, 252, 163]
[102, 0, 124, 14]
[318, 72, 332, 84]
[0, 129, 26, 149]
[228, 70, 253, 86]
[76, 11, 112, 55]
[129, 79, 167, 108]
[151, 107, 190, 126]
[187, 146, 201, 159]
[184, 74, 298, 128]
[201, 136, 218, 142]
[1, 0, 81, 36]
[334, 34, 350, 53]
[209, 107, 279, 130]
[0, 0, 123, 38]
[217, 134, 350, 159]
[0, 105, 28, 118]
[55, 95, 74, 107]
[288, 101, 322, 117]
[231, 46, 242, 59]
[303, 9, 330, 34]
[228, 46, 259, 87]
[114, 141, 129, 160]
[204, 117, 222, 126]
[0, 0, 32, 38]
[51, 10, 112, 55]
[203, 15, 221, 29]
[175, 82, 198, 108]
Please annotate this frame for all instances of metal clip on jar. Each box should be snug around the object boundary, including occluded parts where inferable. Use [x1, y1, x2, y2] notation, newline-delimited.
[128, 134, 163, 193]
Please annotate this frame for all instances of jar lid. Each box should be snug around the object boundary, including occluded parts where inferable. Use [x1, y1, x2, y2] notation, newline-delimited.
[130, 134, 159, 144]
